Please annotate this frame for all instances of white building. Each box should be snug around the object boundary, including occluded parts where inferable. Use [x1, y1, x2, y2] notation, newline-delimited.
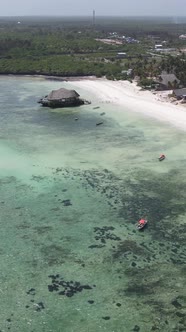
[155, 44, 163, 49]
[117, 52, 127, 58]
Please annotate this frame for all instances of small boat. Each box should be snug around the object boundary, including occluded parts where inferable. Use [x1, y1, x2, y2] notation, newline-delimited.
[137, 219, 147, 230]
[96, 121, 103, 126]
[159, 154, 165, 161]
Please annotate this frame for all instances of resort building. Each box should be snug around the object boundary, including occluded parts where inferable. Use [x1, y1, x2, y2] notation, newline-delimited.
[38, 87, 87, 108]
[172, 88, 186, 100]
[156, 73, 180, 90]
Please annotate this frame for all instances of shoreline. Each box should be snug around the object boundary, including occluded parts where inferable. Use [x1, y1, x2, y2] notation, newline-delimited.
[0, 73, 99, 82]
[2, 73, 186, 131]
[67, 78, 186, 131]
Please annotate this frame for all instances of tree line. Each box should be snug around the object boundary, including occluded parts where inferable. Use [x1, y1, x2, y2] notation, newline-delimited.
[0, 26, 186, 85]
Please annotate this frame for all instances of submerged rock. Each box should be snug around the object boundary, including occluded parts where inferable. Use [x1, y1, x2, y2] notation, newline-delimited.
[48, 274, 94, 297]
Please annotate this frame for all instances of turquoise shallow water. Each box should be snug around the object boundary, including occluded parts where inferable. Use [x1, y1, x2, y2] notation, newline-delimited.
[0, 76, 186, 332]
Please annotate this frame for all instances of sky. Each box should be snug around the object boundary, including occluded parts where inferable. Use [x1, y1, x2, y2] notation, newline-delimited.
[0, 0, 185, 17]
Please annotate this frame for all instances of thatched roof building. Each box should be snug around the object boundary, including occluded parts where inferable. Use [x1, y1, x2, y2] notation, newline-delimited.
[156, 72, 180, 90]
[173, 88, 186, 100]
[47, 88, 80, 101]
[159, 73, 180, 87]
[38, 87, 90, 108]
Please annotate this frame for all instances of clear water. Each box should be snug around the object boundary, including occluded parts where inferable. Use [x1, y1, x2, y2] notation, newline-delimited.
[0, 76, 186, 332]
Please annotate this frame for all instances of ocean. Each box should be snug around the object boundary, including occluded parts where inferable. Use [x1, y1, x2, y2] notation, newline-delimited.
[0, 76, 186, 332]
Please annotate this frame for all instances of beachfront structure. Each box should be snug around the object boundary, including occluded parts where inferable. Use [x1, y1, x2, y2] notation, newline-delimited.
[173, 88, 186, 100]
[38, 87, 88, 108]
[156, 73, 180, 90]
[121, 69, 133, 76]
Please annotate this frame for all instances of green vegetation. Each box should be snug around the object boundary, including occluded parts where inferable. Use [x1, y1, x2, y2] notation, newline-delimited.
[0, 16, 186, 85]
[160, 54, 186, 85]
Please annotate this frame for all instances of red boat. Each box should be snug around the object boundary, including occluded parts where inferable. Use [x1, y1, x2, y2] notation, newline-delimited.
[137, 219, 147, 230]
[159, 154, 165, 161]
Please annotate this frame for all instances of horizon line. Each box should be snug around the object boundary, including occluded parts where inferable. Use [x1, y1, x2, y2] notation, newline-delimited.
[0, 14, 185, 18]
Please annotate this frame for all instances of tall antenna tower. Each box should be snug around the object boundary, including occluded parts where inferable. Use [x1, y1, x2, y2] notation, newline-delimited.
[93, 9, 95, 29]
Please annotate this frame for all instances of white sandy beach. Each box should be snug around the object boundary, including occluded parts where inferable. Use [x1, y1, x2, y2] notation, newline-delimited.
[70, 78, 186, 131]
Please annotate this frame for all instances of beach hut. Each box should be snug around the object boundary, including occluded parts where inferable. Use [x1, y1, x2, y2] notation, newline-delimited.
[156, 73, 180, 90]
[172, 88, 186, 100]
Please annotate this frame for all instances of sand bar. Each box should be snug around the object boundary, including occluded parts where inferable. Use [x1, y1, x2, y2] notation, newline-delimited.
[70, 79, 186, 131]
